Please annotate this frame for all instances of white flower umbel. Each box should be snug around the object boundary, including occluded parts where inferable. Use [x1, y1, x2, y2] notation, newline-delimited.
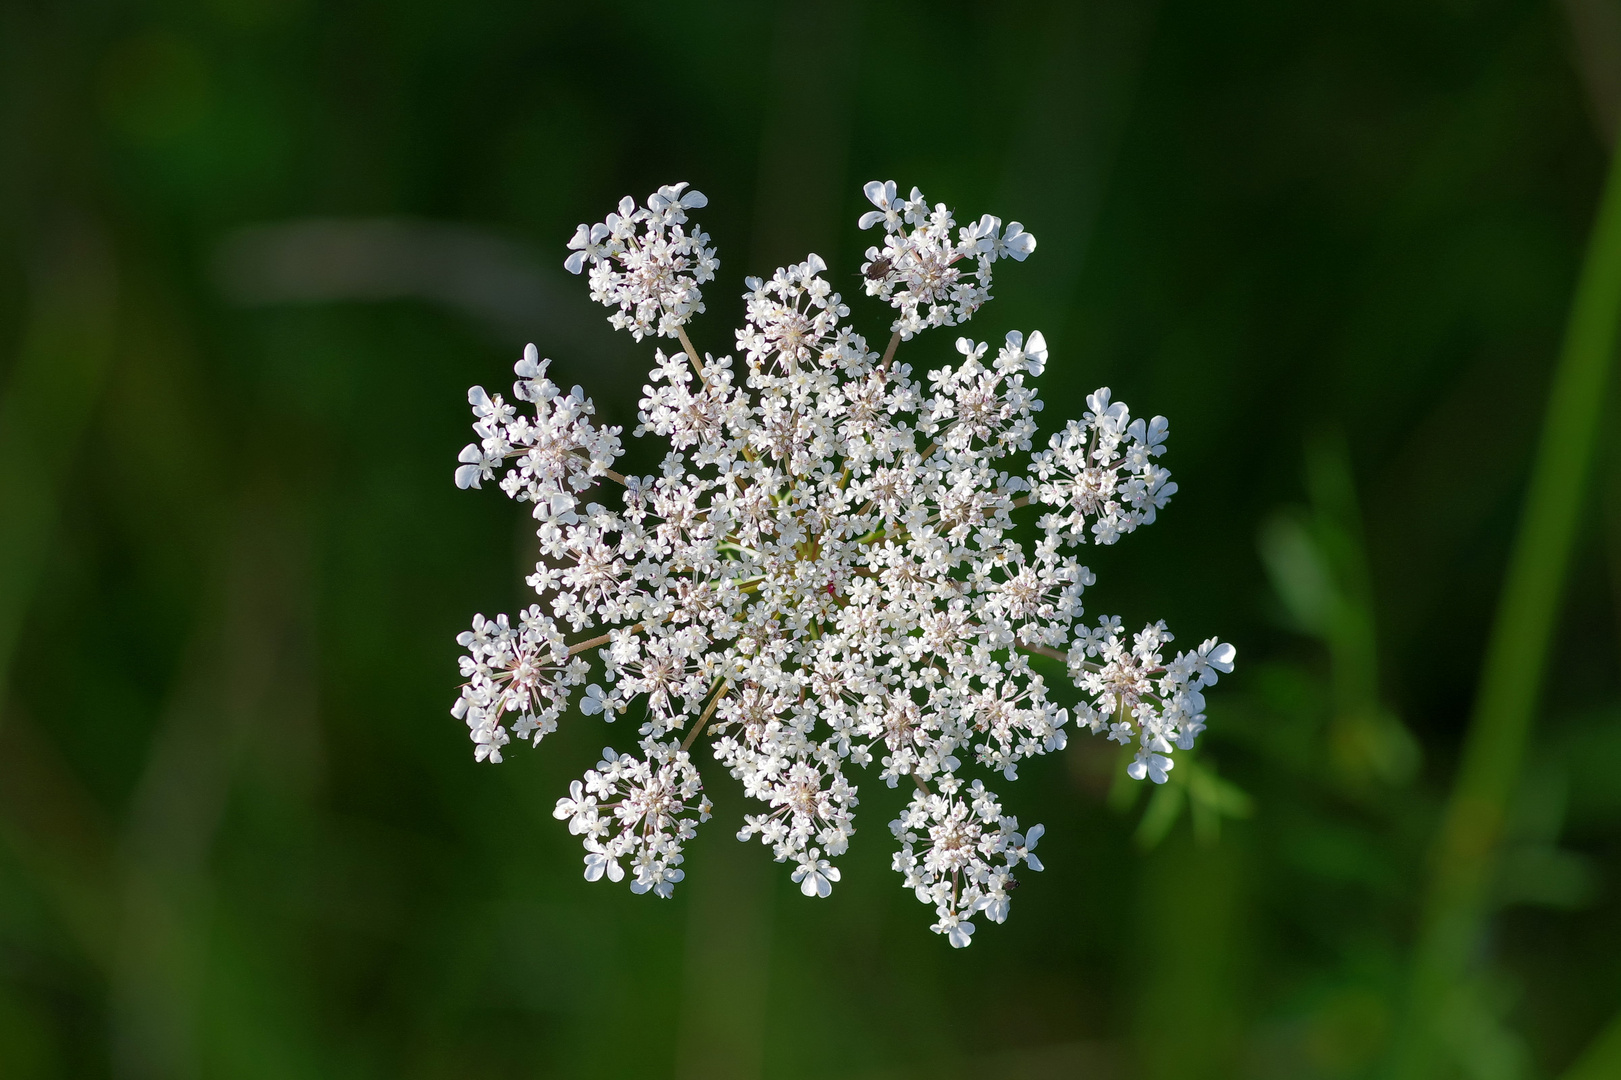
[452, 181, 1235, 946]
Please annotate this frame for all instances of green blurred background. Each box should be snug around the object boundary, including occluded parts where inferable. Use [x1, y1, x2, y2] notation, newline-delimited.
[4, 0, 1621, 1077]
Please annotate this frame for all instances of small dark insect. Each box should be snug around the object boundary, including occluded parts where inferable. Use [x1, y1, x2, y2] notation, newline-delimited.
[1005, 876, 1020, 891]
[863, 257, 893, 281]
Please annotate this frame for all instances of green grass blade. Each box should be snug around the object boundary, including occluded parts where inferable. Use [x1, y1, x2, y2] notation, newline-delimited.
[1387, 142, 1621, 1077]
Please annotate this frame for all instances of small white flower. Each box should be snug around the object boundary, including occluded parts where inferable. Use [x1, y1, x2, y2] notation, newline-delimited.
[1000, 330, 1047, 376]
[791, 849, 842, 898]
[936, 914, 975, 949]
[857, 181, 1035, 339]
[1127, 749, 1175, 784]
[629, 852, 686, 897]
[1010, 823, 1045, 872]
[997, 222, 1036, 262]
[583, 839, 624, 883]
[553, 780, 597, 834]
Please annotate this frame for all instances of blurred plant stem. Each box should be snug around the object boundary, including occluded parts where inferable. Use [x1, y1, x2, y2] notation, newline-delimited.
[112, 496, 317, 1080]
[1301, 434, 1420, 788]
[1259, 431, 1418, 791]
[1387, 139, 1621, 1077]
[1134, 828, 1248, 1080]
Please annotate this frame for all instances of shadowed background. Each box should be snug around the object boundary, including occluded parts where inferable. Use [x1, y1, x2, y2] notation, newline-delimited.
[3, 1, 1621, 1077]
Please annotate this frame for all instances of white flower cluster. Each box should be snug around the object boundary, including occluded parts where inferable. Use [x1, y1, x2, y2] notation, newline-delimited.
[891, 778, 1043, 947]
[451, 180, 1235, 946]
[858, 180, 1036, 339]
[1072, 619, 1234, 786]
[552, 745, 711, 897]
[454, 364, 623, 521]
[1031, 389, 1177, 545]
[451, 608, 586, 762]
[564, 182, 717, 341]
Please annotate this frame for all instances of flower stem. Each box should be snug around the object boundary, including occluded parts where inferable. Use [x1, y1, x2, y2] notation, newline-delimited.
[571, 451, 627, 485]
[675, 325, 709, 388]
[681, 681, 728, 751]
[1017, 643, 1068, 663]
[568, 620, 652, 657]
[1386, 136, 1621, 1078]
[566, 631, 616, 656]
[879, 330, 901, 371]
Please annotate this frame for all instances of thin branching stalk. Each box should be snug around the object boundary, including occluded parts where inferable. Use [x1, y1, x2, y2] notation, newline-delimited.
[879, 330, 901, 371]
[681, 680, 728, 751]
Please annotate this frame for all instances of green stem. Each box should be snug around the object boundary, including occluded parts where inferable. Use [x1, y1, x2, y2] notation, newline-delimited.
[1387, 142, 1621, 1077]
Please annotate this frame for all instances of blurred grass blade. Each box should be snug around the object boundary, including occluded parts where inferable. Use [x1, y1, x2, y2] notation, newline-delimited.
[1388, 140, 1621, 1076]
[0, 218, 117, 693]
[0, 708, 118, 967]
[1561, 1007, 1621, 1080]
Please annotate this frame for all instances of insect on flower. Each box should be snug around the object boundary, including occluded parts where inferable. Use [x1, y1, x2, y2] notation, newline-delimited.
[450, 179, 1235, 945]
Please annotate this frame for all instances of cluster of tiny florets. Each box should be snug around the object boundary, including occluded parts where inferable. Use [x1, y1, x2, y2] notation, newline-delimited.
[858, 180, 1036, 340]
[563, 182, 717, 341]
[552, 745, 711, 897]
[452, 181, 1234, 946]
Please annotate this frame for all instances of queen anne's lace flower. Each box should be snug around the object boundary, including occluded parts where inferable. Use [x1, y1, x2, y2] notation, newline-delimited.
[451, 180, 1235, 946]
